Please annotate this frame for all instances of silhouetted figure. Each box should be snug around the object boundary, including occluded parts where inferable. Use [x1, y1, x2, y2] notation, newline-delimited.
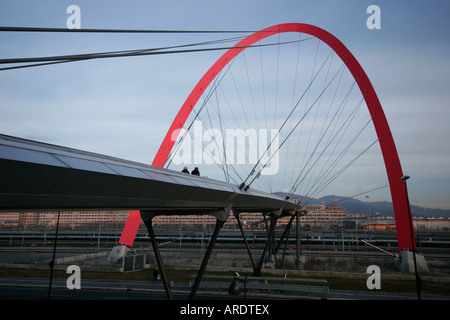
[181, 167, 189, 173]
[191, 167, 200, 176]
[152, 268, 159, 281]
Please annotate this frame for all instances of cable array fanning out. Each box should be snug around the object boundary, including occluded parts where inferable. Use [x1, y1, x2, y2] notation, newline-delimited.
[0, 26, 292, 71]
[1, 25, 390, 206]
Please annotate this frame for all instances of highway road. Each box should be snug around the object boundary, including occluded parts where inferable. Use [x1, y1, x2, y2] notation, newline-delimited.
[2, 277, 447, 320]
[0, 277, 448, 300]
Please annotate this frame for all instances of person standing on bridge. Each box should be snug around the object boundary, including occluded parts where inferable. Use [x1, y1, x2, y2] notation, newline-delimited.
[182, 166, 189, 173]
[191, 167, 200, 176]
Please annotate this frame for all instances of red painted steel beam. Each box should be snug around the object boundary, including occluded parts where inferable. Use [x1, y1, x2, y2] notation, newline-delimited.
[118, 210, 141, 247]
[119, 23, 415, 251]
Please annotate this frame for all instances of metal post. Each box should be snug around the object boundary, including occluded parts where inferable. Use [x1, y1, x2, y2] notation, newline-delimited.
[141, 211, 173, 300]
[189, 218, 225, 300]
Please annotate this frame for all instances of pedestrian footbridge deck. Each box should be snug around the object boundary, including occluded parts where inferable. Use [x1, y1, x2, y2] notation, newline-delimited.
[0, 134, 301, 216]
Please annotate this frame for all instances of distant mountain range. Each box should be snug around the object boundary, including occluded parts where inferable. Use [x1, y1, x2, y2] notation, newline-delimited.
[274, 192, 450, 218]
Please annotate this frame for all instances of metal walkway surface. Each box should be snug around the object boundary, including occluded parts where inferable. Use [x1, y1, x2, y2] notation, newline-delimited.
[0, 134, 301, 215]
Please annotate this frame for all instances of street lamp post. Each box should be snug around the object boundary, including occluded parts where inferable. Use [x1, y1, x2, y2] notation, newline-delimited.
[400, 175, 421, 300]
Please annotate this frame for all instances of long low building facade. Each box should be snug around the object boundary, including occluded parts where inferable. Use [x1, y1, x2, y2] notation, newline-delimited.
[0, 204, 347, 230]
[1, 209, 449, 231]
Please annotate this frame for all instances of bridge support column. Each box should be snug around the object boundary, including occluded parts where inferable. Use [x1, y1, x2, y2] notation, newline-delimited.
[295, 210, 302, 270]
[189, 214, 227, 300]
[254, 213, 278, 277]
[234, 212, 256, 271]
[265, 213, 280, 268]
[274, 214, 296, 269]
[140, 211, 173, 300]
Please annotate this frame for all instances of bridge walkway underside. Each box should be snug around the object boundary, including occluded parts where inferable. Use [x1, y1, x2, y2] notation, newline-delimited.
[0, 134, 302, 299]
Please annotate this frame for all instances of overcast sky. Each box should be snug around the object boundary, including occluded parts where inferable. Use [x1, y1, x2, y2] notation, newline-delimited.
[0, 0, 449, 209]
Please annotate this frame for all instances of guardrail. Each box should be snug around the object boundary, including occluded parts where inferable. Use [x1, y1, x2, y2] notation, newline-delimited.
[189, 274, 329, 298]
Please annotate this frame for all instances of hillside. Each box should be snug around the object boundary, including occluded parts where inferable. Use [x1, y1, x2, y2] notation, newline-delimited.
[274, 192, 450, 218]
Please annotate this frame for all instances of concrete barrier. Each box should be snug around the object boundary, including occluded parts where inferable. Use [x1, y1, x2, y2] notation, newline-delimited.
[398, 249, 429, 273]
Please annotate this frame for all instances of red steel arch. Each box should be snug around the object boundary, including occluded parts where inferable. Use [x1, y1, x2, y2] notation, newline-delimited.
[121, 23, 415, 251]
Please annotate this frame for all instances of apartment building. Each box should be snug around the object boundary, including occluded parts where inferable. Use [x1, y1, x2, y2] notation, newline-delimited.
[0, 205, 347, 229]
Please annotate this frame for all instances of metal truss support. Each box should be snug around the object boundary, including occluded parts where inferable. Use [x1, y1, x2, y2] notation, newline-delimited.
[235, 212, 296, 275]
[266, 213, 280, 268]
[142, 208, 229, 300]
[295, 210, 302, 270]
[189, 216, 227, 300]
[274, 214, 295, 253]
[140, 211, 173, 300]
[234, 212, 256, 271]
[235, 210, 300, 275]
[254, 213, 278, 277]
[274, 214, 295, 268]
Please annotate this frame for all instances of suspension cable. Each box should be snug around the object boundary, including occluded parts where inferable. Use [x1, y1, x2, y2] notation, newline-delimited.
[307, 137, 379, 202]
[288, 85, 364, 199]
[0, 26, 267, 34]
[244, 51, 342, 189]
[0, 38, 308, 71]
[324, 184, 390, 206]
